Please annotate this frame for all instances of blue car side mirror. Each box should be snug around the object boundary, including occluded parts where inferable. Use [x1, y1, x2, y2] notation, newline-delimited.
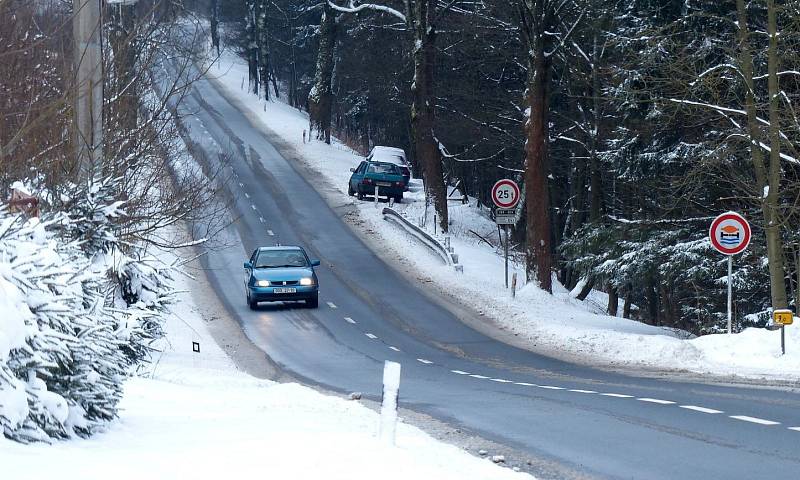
[311, 259, 321, 267]
[244, 261, 252, 269]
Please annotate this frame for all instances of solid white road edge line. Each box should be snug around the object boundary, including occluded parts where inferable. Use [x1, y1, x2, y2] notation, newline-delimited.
[490, 378, 513, 383]
[637, 398, 675, 405]
[729, 415, 780, 426]
[601, 393, 634, 398]
[514, 382, 537, 386]
[469, 374, 490, 379]
[680, 405, 723, 414]
[451, 370, 470, 375]
[569, 389, 597, 394]
[538, 385, 565, 390]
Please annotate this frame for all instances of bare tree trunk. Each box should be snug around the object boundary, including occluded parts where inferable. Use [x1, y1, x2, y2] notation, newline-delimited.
[210, 0, 220, 55]
[410, 0, 448, 233]
[256, 0, 270, 101]
[108, 2, 137, 167]
[736, 0, 788, 309]
[623, 286, 632, 319]
[308, 3, 336, 144]
[246, 1, 258, 95]
[521, 2, 552, 293]
[607, 283, 618, 316]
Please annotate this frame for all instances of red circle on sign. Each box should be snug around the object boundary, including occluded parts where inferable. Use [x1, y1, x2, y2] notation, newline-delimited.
[709, 212, 751, 255]
[492, 179, 520, 209]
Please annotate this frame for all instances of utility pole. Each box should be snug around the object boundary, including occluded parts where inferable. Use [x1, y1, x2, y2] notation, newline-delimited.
[73, 0, 104, 180]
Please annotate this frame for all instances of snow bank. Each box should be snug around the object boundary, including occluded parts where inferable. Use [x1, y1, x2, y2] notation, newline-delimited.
[1, 246, 531, 480]
[207, 50, 800, 383]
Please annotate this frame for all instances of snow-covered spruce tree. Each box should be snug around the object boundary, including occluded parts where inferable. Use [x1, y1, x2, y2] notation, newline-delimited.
[0, 212, 126, 442]
[57, 177, 175, 367]
[1, 177, 176, 442]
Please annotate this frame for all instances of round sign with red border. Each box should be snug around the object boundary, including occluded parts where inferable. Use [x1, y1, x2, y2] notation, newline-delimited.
[709, 212, 751, 255]
[491, 179, 520, 209]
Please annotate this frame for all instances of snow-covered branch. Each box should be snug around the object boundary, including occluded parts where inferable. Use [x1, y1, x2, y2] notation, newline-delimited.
[327, 1, 406, 23]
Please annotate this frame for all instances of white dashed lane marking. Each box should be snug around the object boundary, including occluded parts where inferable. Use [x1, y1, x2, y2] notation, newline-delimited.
[327, 307, 782, 432]
[251, 204, 257, 211]
[259, 217, 265, 223]
[638, 398, 675, 405]
[267, 230, 274, 236]
[680, 405, 723, 414]
[244, 192, 250, 199]
[789, 427, 800, 432]
[729, 415, 780, 426]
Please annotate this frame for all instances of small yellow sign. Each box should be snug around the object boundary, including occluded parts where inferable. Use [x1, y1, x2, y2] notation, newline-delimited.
[773, 309, 794, 326]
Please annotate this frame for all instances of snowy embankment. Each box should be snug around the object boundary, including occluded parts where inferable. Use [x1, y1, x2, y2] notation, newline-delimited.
[207, 51, 800, 383]
[1, 250, 532, 480]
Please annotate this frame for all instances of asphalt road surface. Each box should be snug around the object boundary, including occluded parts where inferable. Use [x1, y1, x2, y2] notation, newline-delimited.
[171, 66, 800, 480]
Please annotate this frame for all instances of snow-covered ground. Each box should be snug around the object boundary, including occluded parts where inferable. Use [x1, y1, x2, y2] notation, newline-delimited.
[0, 250, 532, 480]
[206, 51, 800, 383]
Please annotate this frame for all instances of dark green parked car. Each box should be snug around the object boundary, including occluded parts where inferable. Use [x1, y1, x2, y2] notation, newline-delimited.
[348, 161, 405, 202]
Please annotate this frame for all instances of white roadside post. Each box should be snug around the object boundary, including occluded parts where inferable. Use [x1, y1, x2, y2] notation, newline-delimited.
[491, 179, 521, 290]
[708, 212, 752, 334]
[379, 361, 402, 446]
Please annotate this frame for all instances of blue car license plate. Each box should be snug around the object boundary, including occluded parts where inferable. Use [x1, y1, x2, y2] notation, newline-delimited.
[377, 182, 391, 187]
[274, 287, 296, 294]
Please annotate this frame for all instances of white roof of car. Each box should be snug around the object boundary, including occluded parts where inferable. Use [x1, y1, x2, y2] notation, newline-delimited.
[372, 146, 406, 155]
[369, 146, 408, 166]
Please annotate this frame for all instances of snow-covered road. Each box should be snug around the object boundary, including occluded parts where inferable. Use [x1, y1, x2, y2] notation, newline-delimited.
[149, 55, 800, 479]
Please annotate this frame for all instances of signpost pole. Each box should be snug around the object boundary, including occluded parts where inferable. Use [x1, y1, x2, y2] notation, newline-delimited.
[728, 255, 733, 335]
[504, 225, 509, 288]
[782, 326, 786, 355]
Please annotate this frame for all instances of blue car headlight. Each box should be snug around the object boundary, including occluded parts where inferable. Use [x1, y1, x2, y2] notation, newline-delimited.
[256, 280, 271, 287]
[300, 278, 314, 286]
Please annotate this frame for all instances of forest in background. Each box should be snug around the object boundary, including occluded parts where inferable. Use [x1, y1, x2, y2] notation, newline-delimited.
[193, 0, 800, 334]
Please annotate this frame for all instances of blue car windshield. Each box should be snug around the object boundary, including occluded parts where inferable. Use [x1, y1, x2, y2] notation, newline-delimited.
[255, 250, 308, 268]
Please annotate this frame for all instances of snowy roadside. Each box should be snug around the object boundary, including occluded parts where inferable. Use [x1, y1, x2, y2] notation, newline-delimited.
[206, 51, 800, 384]
[0, 244, 533, 480]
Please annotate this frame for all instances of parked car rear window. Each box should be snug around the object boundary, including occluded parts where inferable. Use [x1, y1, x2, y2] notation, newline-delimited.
[367, 163, 399, 174]
[255, 250, 308, 268]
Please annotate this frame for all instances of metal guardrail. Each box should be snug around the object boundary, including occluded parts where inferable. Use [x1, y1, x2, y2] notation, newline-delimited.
[382, 207, 463, 272]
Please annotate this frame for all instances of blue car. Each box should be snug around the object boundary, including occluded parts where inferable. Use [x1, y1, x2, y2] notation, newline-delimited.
[244, 246, 320, 309]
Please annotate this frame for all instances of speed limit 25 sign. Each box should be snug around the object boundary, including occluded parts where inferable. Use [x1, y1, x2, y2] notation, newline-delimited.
[491, 179, 520, 209]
